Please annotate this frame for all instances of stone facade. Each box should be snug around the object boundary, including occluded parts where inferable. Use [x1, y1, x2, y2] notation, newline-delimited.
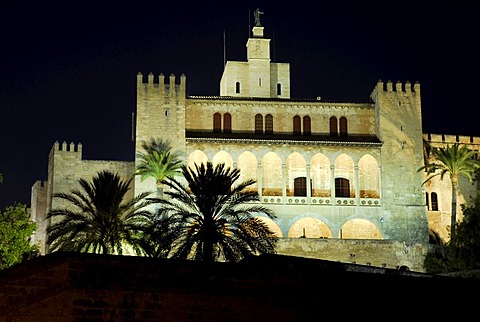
[30, 21, 479, 272]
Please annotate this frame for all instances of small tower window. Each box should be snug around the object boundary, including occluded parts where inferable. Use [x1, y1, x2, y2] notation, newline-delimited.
[277, 83, 282, 95]
[223, 113, 232, 133]
[255, 114, 263, 134]
[340, 117, 348, 136]
[235, 82, 241, 94]
[330, 116, 338, 136]
[265, 114, 273, 134]
[431, 192, 438, 211]
[303, 116, 311, 136]
[293, 115, 301, 135]
[213, 113, 221, 133]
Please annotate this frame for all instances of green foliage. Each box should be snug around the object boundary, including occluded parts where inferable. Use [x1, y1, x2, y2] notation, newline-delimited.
[0, 203, 38, 270]
[135, 150, 183, 185]
[152, 162, 278, 263]
[423, 251, 446, 274]
[419, 143, 479, 187]
[134, 138, 183, 200]
[47, 170, 156, 255]
[134, 138, 183, 185]
[454, 193, 480, 268]
[424, 193, 480, 273]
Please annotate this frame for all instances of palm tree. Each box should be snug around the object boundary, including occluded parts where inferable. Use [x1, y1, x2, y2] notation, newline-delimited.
[152, 162, 278, 263]
[418, 143, 480, 242]
[46, 170, 156, 255]
[134, 138, 183, 198]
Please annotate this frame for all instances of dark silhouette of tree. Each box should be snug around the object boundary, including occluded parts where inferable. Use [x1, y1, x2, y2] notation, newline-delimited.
[152, 162, 278, 263]
[418, 143, 479, 241]
[425, 193, 480, 274]
[47, 170, 155, 255]
[134, 138, 183, 198]
[137, 211, 183, 258]
[454, 193, 480, 268]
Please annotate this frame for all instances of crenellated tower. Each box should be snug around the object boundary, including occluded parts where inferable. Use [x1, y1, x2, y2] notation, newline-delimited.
[134, 72, 187, 196]
[370, 80, 428, 243]
[32, 141, 135, 253]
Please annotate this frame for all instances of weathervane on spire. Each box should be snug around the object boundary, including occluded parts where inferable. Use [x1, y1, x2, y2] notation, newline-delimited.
[253, 8, 264, 26]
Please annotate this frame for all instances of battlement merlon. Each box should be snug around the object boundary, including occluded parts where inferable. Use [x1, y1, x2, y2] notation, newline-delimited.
[48, 141, 83, 160]
[136, 72, 187, 103]
[370, 79, 420, 101]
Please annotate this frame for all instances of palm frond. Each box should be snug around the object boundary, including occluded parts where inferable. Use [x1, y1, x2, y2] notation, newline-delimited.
[47, 170, 156, 255]
[155, 161, 278, 263]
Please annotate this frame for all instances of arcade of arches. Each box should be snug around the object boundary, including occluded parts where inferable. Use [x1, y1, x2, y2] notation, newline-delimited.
[186, 149, 383, 240]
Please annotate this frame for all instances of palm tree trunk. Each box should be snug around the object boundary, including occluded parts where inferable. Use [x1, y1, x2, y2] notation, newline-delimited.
[451, 179, 458, 243]
[202, 219, 215, 262]
[156, 181, 164, 199]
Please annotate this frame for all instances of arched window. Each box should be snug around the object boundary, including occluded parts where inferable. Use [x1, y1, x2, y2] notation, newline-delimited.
[340, 116, 348, 136]
[223, 113, 232, 133]
[293, 115, 301, 135]
[213, 113, 221, 132]
[265, 114, 273, 134]
[330, 116, 338, 136]
[426, 192, 430, 210]
[277, 83, 282, 95]
[431, 192, 438, 211]
[235, 82, 241, 94]
[303, 115, 311, 135]
[335, 177, 350, 197]
[255, 114, 263, 134]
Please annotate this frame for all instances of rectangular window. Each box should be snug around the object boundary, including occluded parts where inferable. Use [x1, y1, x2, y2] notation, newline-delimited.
[335, 178, 350, 197]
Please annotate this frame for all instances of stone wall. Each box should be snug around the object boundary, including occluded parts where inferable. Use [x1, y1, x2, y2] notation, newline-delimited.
[275, 238, 426, 272]
[1, 252, 474, 321]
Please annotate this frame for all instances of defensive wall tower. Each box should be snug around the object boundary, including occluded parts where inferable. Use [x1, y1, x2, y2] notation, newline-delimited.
[31, 141, 93, 253]
[43, 141, 83, 253]
[370, 80, 428, 243]
[30, 180, 48, 254]
[31, 141, 134, 254]
[135, 72, 187, 196]
[422, 133, 480, 241]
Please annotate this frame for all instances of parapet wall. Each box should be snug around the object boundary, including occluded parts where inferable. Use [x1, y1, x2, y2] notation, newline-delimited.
[378, 79, 420, 93]
[136, 72, 186, 104]
[275, 238, 426, 272]
[424, 133, 480, 146]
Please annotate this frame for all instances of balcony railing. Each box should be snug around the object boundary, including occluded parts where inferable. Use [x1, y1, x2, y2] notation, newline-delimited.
[261, 196, 381, 206]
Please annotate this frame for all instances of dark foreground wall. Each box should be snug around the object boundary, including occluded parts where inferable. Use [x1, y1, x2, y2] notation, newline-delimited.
[0, 252, 477, 321]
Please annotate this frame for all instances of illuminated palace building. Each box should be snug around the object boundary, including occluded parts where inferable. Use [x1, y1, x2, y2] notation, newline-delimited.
[30, 17, 480, 272]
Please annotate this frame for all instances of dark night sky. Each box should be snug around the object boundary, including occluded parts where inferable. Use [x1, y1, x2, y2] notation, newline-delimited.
[1, 1, 478, 209]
